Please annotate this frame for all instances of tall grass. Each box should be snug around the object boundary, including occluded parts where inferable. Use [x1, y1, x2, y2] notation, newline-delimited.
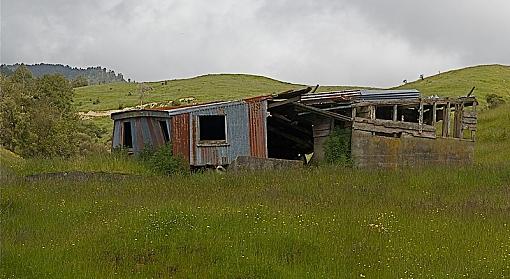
[1, 164, 510, 278]
[15, 152, 151, 176]
[475, 104, 510, 164]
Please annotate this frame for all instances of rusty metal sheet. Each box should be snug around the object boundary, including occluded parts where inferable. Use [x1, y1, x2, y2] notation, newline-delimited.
[146, 118, 163, 147]
[171, 113, 190, 163]
[248, 100, 268, 158]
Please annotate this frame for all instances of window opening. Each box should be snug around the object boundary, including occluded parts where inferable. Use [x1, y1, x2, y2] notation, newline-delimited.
[199, 115, 226, 141]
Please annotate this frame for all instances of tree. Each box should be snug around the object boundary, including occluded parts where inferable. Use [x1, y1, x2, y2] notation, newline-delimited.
[0, 66, 104, 158]
[486, 94, 506, 109]
[71, 75, 88, 88]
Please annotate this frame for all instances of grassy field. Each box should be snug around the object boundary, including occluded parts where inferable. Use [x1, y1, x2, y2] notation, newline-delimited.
[475, 104, 510, 164]
[74, 74, 363, 112]
[1, 163, 510, 278]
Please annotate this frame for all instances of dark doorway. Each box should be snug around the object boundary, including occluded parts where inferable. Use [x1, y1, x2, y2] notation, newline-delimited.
[159, 120, 170, 143]
[123, 121, 133, 148]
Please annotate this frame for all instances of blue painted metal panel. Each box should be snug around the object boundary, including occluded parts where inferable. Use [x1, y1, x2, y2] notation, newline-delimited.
[188, 102, 252, 166]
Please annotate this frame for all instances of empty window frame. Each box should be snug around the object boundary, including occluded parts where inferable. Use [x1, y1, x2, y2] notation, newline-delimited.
[375, 106, 394, 120]
[198, 115, 226, 141]
[123, 121, 133, 148]
[159, 120, 170, 143]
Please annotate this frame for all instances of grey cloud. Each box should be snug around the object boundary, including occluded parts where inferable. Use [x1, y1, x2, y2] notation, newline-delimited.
[1, 0, 508, 87]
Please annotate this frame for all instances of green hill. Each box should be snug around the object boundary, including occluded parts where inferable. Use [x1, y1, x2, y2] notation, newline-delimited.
[75, 66, 510, 160]
[74, 74, 366, 112]
[395, 64, 510, 105]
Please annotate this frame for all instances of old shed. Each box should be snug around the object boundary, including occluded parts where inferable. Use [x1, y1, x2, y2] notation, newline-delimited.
[111, 98, 268, 167]
[111, 88, 478, 169]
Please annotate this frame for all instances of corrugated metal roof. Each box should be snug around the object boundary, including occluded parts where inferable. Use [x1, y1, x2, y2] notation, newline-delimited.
[300, 89, 420, 104]
[359, 89, 420, 101]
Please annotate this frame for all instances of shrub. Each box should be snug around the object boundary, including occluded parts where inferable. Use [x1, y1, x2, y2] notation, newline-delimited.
[138, 144, 188, 175]
[486, 94, 506, 109]
[324, 128, 352, 167]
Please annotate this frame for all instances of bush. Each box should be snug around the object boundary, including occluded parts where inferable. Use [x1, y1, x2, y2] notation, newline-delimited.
[486, 94, 506, 109]
[138, 144, 188, 175]
[324, 128, 352, 167]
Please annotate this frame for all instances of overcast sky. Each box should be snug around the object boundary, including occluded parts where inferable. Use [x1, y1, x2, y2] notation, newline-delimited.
[1, 0, 509, 87]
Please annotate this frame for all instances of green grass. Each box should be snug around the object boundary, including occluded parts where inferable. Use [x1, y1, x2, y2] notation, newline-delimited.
[1, 164, 510, 278]
[396, 64, 510, 106]
[475, 104, 510, 164]
[0, 147, 24, 177]
[74, 74, 363, 112]
[17, 153, 151, 177]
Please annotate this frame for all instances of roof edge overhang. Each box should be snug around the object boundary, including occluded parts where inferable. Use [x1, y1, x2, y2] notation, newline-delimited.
[111, 109, 171, 120]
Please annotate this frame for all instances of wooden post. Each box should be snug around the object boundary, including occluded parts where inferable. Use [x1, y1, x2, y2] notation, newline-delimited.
[418, 101, 424, 133]
[393, 104, 398, 122]
[455, 103, 464, 138]
[370, 105, 376, 120]
[432, 102, 437, 126]
[442, 102, 451, 137]
[351, 107, 357, 120]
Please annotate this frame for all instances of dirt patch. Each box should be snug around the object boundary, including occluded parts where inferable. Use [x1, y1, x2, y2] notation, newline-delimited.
[25, 171, 140, 182]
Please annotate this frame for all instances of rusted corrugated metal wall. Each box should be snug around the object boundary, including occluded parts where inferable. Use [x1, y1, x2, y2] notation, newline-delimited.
[111, 117, 169, 153]
[171, 113, 190, 163]
[247, 100, 268, 158]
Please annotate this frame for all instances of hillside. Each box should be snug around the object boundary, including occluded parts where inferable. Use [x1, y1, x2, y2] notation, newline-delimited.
[74, 74, 367, 112]
[395, 64, 510, 105]
[1, 63, 125, 85]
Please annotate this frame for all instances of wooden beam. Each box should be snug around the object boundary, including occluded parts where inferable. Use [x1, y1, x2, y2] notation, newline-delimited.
[442, 102, 451, 137]
[353, 118, 436, 139]
[432, 102, 437, 126]
[369, 105, 376, 120]
[393, 104, 398, 122]
[268, 96, 301, 109]
[351, 96, 477, 108]
[418, 101, 424, 133]
[453, 103, 464, 138]
[292, 102, 352, 122]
